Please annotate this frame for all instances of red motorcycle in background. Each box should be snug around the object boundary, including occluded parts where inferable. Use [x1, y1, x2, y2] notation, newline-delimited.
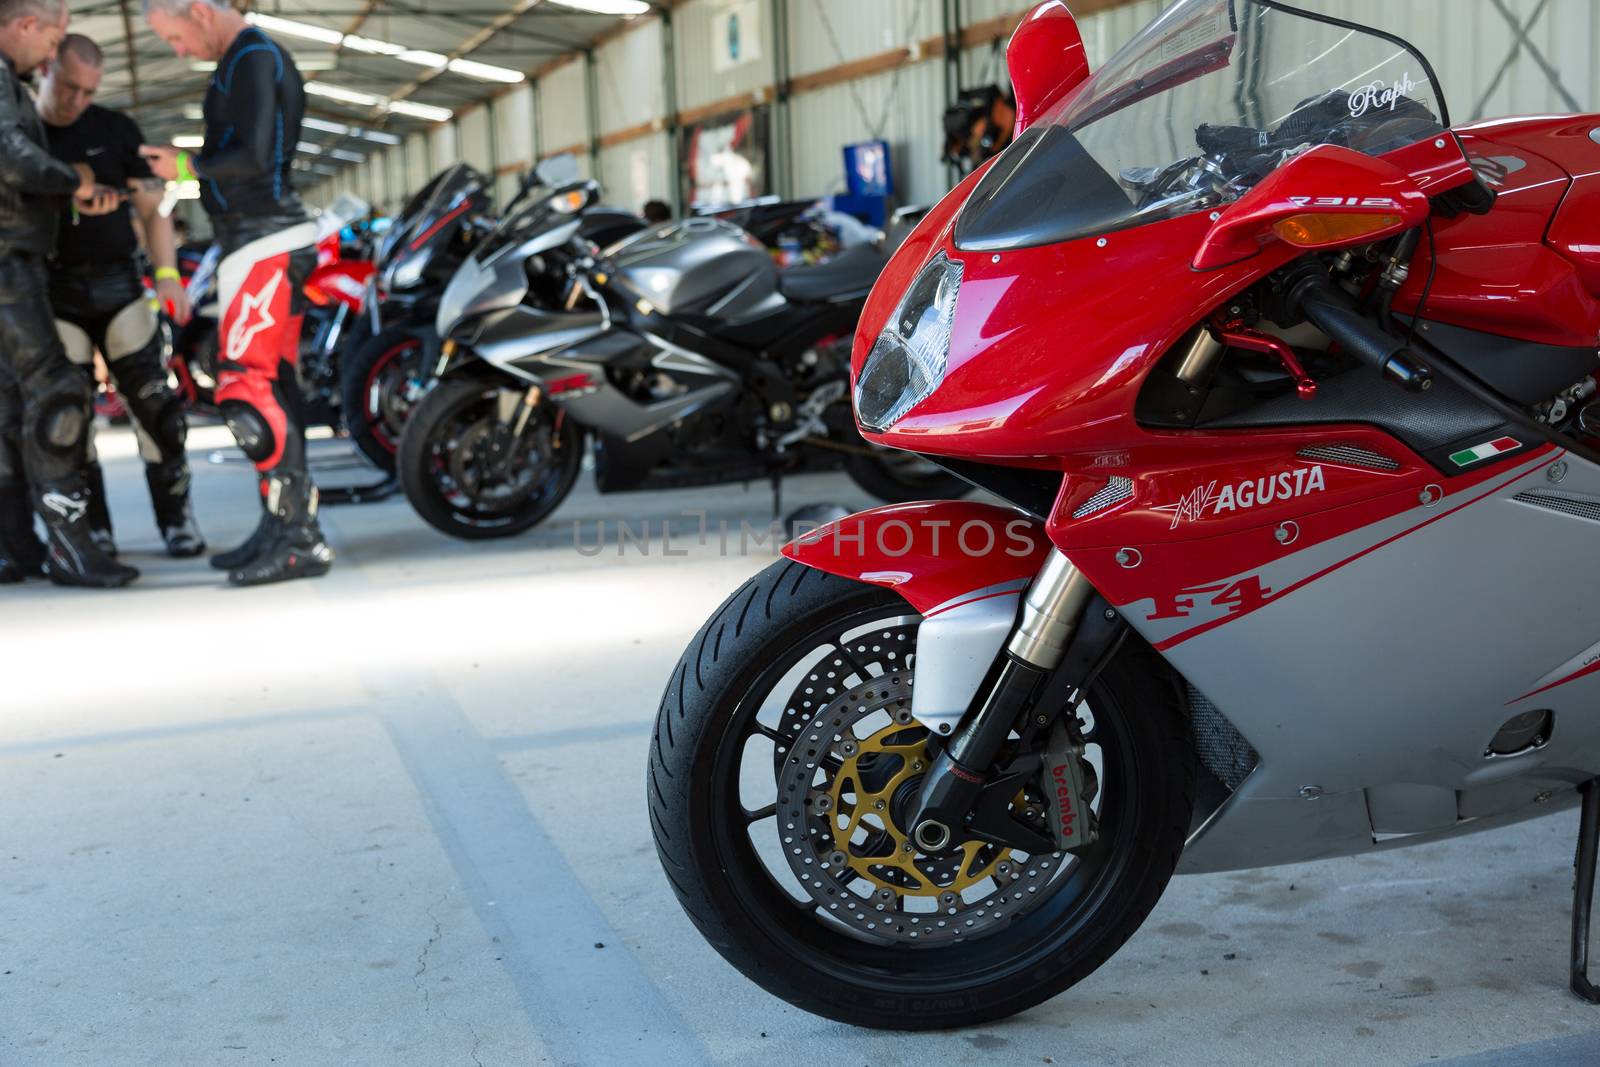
[651, 0, 1600, 1030]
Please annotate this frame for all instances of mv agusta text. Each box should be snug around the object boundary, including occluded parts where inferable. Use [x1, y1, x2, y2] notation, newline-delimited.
[647, 0, 1600, 1030]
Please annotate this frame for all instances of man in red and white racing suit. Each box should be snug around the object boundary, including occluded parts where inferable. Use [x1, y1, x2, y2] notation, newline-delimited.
[142, 0, 329, 585]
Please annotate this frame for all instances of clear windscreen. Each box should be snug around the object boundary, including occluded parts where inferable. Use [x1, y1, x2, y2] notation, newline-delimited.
[955, 0, 1447, 251]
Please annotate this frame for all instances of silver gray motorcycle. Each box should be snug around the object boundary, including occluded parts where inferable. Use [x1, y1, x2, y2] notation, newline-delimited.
[397, 159, 967, 539]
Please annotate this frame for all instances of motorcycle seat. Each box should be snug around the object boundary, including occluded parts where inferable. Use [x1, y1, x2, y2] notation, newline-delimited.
[778, 245, 887, 304]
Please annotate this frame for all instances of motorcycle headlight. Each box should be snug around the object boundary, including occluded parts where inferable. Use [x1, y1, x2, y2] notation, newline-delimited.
[855, 252, 962, 432]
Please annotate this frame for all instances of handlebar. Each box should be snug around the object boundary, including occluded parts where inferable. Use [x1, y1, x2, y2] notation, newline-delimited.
[1288, 272, 1432, 392]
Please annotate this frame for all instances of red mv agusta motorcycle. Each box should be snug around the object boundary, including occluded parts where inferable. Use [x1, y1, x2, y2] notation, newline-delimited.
[650, 0, 1600, 1030]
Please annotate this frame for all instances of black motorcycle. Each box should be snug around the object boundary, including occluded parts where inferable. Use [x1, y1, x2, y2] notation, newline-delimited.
[397, 162, 966, 540]
[340, 164, 642, 475]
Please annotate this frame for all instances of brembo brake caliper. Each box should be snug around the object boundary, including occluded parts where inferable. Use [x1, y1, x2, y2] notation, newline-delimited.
[907, 550, 1122, 854]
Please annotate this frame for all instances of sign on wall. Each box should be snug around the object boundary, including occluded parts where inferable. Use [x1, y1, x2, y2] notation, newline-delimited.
[711, 1, 762, 73]
[681, 106, 769, 208]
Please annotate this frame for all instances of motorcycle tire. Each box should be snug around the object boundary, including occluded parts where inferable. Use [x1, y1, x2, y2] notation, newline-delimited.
[843, 449, 971, 503]
[648, 560, 1194, 1029]
[398, 377, 583, 540]
[341, 324, 428, 474]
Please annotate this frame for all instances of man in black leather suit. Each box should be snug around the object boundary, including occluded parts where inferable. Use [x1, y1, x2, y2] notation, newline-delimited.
[0, 0, 136, 587]
[40, 33, 204, 559]
[143, 0, 330, 585]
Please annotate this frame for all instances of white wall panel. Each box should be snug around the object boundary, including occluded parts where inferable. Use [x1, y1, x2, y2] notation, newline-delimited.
[675, 0, 776, 111]
[406, 133, 431, 194]
[457, 108, 494, 173]
[787, 56, 948, 205]
[540, 60, 591, 152]
[597, 20, 665, 133]
[599, 131, 672, 214]
[429, 123, 458, 172]
[787, 0, 926, 78]
[495, 85, 536, 173]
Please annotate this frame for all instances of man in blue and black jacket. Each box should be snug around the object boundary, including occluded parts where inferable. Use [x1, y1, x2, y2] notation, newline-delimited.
[142, 0, 330, 586]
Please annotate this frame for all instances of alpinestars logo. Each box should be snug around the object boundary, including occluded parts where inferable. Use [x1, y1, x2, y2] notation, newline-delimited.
[40, 491, 87, 524]
[1154, 465, 1327, 530]
[226, 273, 283, 361]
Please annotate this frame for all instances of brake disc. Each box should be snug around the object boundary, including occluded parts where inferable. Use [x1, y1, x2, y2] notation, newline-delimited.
[774, 673, 1065, 945]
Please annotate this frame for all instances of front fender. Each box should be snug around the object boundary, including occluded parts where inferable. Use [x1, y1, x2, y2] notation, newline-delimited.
[783, 500, 1051, 733]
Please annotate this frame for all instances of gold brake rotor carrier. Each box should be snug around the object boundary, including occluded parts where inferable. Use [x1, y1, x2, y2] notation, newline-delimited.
[774, 673, 1065, 944]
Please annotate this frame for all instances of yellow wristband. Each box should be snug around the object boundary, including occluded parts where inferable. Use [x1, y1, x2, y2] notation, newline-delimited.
[155, 267, 181, 282]
[175, 150, 196, 183]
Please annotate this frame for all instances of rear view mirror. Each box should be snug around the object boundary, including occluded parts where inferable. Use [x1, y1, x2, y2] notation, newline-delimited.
[1007, 2, 1090, 136]
[1192, 145, 1431, 271]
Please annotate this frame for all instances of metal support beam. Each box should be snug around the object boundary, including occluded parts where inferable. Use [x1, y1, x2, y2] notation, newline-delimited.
[117, 0, 141, 114]
[942, 0, 963, 188]
[772, 0, 793, 199]
[486, 96, 500, 182]
[584, 48, 600, 176]
[661, 7, 682, 213]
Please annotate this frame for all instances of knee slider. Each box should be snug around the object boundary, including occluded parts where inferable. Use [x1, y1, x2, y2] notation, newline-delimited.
[31, 380, 91, 454]
[219, 399, 276, 464]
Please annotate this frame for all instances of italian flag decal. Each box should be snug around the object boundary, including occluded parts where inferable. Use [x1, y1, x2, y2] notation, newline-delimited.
[1449, 436, 1521, 468]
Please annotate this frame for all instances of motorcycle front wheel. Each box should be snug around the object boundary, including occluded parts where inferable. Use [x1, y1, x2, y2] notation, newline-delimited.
[648, 559, 1194, 1029]
[398, 378, 583, 540]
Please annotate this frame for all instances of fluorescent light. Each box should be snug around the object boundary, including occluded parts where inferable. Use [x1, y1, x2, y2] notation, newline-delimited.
[247, 12, 343, 47]
[300, 116, 403, 144]
[304, 82, 382, 107]
[172, 135, 204, 148]
[300, 116, 350, 135]
[447, 58, 524, 84]
[386, 100, 453, 122]
[297, 141, 323, 155]
[183, 104, 204, 120]
[547, 0, 649, 13]
[328, 149, 366, 163]
[190, 61, 215, 72]
[246, 12, 524, 82]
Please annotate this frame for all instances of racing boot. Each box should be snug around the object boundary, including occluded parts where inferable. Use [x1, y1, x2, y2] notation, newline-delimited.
[146, 457, 206, 558]
[210, 475, 276, 570]
[33, 482, 139, 588]
[85, 460, 116, 557]
[228, 472, 333, 587]
[0, 483, 47, 578]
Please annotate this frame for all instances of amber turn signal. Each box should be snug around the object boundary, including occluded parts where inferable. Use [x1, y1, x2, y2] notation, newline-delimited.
[1272, 212, 1403, 247]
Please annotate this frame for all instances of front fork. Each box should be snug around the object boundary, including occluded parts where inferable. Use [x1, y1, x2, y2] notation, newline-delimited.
[908, 549, 1101, 851]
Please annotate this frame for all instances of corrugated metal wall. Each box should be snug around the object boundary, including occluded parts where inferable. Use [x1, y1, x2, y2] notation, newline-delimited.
[674, 0, 776, 111]
[600, 131, 673, 213]
[456, 108, 493, 175]
[598, 18, 666, 130]
[305, 0, 1600, 219]
[539, 60, 590, 153]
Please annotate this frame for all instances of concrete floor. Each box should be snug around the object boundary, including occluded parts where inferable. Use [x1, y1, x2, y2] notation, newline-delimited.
[4, 421, 1600, 1066]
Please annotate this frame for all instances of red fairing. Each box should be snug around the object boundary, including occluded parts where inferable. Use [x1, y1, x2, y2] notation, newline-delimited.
[304, 260, 375, 311]
[1389, 117, 1600, 347]
[1006, 2, 1090, 136]
[854, 135, 1476, 468]
[782, 501, 1050, 616]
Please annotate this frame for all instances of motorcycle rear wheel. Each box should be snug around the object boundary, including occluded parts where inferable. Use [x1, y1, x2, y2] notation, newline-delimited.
[648, 559, 1194, 1029]
[398, 378, 583, 540]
